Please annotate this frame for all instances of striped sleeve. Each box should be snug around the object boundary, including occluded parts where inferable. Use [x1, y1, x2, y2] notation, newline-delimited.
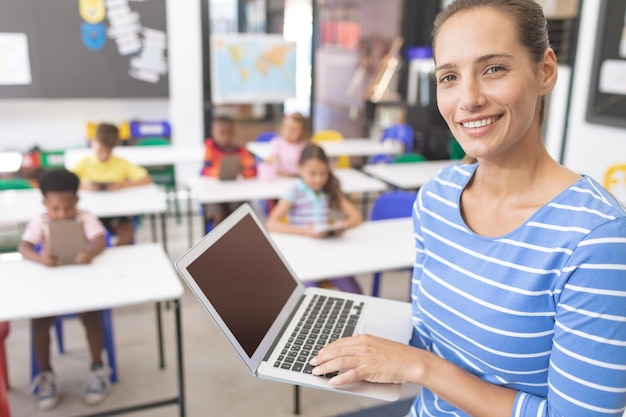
[21, 214, 46, 245]
[410, 188, 428, 350]
[409, 165, 626, 417]
[514, 218, 626, 417]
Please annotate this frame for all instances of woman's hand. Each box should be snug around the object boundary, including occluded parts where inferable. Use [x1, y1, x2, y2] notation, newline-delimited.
[310, 334, 421, 386]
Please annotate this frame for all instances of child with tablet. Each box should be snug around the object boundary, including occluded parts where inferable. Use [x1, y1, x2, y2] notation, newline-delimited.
[265, 144, 363, 293]
[18, 169, 109, 410]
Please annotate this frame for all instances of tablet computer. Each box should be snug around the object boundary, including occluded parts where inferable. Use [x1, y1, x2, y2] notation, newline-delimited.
[313, 223, 346, 236]
[219, 155, 241, 181]
[45, 219, 88, 264]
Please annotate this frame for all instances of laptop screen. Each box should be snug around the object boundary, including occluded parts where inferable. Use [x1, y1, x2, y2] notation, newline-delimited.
[185, 213, 298, 357]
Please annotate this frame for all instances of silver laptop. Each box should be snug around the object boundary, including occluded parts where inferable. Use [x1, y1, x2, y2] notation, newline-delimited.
[175, 203, 412, 401]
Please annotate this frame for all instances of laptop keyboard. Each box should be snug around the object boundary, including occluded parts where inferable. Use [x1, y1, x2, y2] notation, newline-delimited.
[273, 294, 363, 375]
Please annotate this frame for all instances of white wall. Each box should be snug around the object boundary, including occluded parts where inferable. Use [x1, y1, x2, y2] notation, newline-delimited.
[0, 2, 204, 152]
[562, 0, 626, 182]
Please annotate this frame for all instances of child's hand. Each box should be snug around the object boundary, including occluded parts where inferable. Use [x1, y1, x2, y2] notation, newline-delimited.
[39, 250, 60, 267]
[83, 181, 103, 191]
[106, 182, 125, 191]
[304, 224, 328, 238]
[332, 220, 348, 236]
[75, 250, 94, 264]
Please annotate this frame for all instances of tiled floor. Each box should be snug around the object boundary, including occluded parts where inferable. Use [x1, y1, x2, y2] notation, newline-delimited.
[5, 206, 420, 417]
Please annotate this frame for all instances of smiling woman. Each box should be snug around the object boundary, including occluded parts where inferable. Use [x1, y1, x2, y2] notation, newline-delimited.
[308, 1, 626, 417]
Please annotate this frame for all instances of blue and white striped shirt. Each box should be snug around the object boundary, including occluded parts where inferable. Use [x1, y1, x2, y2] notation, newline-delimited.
[410, 163, 626, 417]
[284, 178, 330, 227]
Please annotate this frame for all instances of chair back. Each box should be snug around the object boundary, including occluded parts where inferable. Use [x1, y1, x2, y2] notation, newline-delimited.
[256, 131, 276, 142]
[312, 130, 350, 168]
[393, 153, 426, 164]
[135, 137, 170, 146]
[134, 137, 175, 186]
[370, 190, 415, 221]
[448, 138, 465, 160]
[40, 150, 66, 169]
[0, 178, 32, 190]
[382, 124, 414, 153]
[312, 130, 343, 142]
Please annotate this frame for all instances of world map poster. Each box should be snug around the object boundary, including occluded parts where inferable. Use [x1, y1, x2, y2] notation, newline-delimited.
[210, 34, 297, 104]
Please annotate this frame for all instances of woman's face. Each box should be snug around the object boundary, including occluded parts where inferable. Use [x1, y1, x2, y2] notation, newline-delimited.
[434, 7, 556, 161]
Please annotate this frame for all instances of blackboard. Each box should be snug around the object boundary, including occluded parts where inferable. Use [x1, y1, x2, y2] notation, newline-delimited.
[0, 0, 168, 99]
[586, 0, 626, 128]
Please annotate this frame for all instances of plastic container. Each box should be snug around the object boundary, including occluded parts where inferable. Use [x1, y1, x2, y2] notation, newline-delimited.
[406, 46, 434, 107]
[257, 162, 278, 181]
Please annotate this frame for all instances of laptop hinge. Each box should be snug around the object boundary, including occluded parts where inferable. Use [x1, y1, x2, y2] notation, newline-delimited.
[262, 294, 307, 362]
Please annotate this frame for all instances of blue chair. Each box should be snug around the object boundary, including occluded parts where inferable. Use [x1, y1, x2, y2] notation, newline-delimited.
[255, 131, 276, 143]
[31, 310, 118, 384]
[382, 123, 415, 153]
[369, 124, 415, 164]
[370, 190, 416, 297]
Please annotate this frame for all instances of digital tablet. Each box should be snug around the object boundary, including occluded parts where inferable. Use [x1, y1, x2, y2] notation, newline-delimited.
[45, 219, 87, 264]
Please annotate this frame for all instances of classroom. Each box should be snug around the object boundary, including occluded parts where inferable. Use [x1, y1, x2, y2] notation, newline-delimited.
[2, 0, 626, 416]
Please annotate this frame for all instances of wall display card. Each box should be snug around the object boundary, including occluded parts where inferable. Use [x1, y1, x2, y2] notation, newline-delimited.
[0, 33, 32, 85]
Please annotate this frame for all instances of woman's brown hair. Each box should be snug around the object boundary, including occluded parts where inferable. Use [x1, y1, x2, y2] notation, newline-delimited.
[431, 0, 551, 125]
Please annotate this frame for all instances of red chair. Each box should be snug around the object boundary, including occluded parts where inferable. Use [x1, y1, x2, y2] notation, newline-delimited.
[0, 321, 10, 417]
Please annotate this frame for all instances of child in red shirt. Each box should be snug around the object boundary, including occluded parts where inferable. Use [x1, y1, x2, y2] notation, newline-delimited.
[201, 115, 257, 225]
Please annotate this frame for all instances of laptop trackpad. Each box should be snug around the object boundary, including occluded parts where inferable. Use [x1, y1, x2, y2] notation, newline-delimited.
[359, 298, 412, 343]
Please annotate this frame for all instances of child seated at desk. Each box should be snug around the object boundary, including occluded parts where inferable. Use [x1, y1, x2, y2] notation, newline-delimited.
[264, 112, 310, 177]
[71, 122, 152, 245]
[201, 115, 257, 226]
[18, 169, 109, 411]
[265, 144, 363, 293]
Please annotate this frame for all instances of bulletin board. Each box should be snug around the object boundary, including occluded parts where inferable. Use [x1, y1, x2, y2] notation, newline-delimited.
[0, 0, 168, 99]
[586, 0, 626, 128]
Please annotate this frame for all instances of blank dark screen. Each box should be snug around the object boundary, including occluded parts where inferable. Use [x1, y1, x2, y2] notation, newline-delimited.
[186, 214, 298, 358]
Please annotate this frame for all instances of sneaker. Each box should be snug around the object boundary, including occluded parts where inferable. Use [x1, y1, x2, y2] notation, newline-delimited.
[83, 365, 110, 406]
[30, 370, 59, 411]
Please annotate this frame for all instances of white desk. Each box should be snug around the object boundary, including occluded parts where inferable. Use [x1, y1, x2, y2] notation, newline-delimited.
[0, 184, 168, 251]
[363, 160, 457, 189]
[64, 145, 204, 169]
[270, 218, 414, 282]
[246, 139, 403, 161]
[181, 168, 388, 246]
[182, 168, 388, 205]
[0, 243, 186, 416]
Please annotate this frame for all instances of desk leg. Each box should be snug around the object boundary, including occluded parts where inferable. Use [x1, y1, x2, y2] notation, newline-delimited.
[186, 186, 193, 248]
[160, 212, 168, 254]
[156, 302, 165, 369]
[150, 214, 157, 243]
[174, 299, 186, 417]
[293, 385, 300, 415]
